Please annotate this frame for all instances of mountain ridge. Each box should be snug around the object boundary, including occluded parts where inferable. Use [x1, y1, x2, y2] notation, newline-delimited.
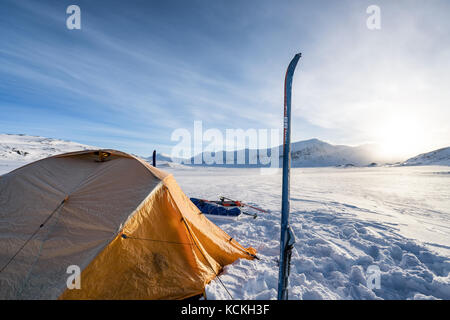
[1, 133, 449, 168]
[186, 138, 399, 167]
[403, 146, 450, 166]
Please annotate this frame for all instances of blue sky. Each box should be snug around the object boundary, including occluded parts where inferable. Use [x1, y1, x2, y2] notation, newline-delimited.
[1, 0, 449, 158]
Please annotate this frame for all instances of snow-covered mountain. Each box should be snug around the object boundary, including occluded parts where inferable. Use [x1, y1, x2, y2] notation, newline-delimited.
[0, 134, 97, 175]
[403, 147, 450, 166]
[0, 134, 97, 162]
[188, 138, 394, 167]
[0, 134, 186, 174]
[288, 139, 385, 167]
[2, 134, 448, 173]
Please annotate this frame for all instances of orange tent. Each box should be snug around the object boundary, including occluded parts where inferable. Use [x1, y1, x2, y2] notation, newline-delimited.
[0, 150, 256, 299]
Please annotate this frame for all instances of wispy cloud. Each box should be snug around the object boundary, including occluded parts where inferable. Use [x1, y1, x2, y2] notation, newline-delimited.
[0, 0, 449, 157]
[292, 1, 450, 157]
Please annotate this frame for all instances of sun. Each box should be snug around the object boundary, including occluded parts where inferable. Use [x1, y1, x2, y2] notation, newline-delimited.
[374, 115, 427, 161]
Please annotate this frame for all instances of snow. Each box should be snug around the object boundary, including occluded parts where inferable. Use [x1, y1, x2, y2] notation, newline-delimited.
[1, 134, 449, 300]
[166, 166, 450, 300]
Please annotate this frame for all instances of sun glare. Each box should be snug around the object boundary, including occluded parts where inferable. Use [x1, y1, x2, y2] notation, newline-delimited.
[375, 115, 427, 161]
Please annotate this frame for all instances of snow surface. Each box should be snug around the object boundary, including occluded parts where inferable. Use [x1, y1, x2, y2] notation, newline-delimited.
[1, 134, 449, 300]
[166, 166, 450, 300]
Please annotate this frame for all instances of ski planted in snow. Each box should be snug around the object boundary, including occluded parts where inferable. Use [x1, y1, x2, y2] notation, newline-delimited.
[278, 53, 301, 300]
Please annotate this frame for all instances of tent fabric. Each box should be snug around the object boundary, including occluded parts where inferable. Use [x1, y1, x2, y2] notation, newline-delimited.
[0, 150, 256, 300]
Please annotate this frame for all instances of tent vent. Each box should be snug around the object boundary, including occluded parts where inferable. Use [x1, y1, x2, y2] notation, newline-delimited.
[94, 151, 111, 162]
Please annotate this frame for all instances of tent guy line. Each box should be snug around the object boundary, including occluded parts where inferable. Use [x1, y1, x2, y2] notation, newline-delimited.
[0, 197, 67, 274]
